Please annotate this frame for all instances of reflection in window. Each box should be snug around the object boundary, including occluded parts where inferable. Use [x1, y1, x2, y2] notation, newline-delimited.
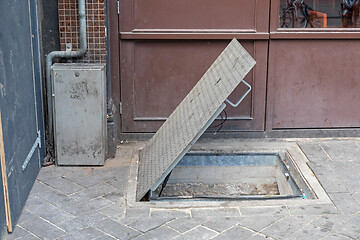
[280, 0, 360, 28]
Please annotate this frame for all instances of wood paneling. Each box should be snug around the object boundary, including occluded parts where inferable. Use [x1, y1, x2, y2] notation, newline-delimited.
[267, 39, 360, 129]
[119, 0, 270, 132]
[121, 40, 268, 132]
[132, 0, 256, 30]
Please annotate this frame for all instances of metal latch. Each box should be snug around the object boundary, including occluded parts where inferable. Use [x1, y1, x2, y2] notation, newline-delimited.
[22, 131, 41, 171]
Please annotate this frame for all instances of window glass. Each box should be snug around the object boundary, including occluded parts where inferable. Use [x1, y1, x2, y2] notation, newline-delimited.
[279, 0, 360, 28]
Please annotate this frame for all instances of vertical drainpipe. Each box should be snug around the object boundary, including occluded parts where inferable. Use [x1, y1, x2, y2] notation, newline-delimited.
[45, 0, 87, 158]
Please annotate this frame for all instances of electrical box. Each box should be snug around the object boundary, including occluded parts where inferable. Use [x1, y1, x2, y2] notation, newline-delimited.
[52, 63, 106, 165]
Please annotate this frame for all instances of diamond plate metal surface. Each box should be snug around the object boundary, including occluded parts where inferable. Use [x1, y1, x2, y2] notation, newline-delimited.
[136, 39, 256, 201]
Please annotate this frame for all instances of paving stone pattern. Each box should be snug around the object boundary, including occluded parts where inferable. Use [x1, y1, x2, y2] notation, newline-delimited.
[4, 139, 360, 239]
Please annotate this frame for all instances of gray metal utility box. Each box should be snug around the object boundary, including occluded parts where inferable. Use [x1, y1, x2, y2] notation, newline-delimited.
[52, 63, 106, 166]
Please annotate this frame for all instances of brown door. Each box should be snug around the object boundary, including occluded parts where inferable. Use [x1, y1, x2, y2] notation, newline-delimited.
[119, 0, 270, 133]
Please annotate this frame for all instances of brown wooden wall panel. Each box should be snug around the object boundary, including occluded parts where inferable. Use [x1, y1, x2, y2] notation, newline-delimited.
[133, 41, 253, 118]
[267, 40, 360, 129]
[121, 40, 268, 132]
[120, 0, 270, 33]
[132, 0, 255, 30]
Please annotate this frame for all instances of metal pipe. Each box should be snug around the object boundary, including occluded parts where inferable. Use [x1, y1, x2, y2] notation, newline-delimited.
[45, 0, 87, 152]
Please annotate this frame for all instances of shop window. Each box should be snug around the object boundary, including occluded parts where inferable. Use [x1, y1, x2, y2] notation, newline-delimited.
[280, 0, 360, 28]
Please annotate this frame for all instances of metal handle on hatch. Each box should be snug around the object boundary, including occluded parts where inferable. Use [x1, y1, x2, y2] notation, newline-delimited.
[225, 80, 252, 107]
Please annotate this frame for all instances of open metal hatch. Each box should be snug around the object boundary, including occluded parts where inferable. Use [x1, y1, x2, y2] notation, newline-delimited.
[136, 39, 256, 201]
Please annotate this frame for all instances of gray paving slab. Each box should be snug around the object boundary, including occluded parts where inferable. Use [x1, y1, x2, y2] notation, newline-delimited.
[61, 169, 109, 188]
[339, 176, 360, 191]
[202, 217, 242, 233]
[320, 232, 353, 240]
[16, 209, 40, 225]
[42, 165, 81, 174]
[78, 211, 110, 225]
[326, 158, 351, 168]
[22, 198, 76, 228]
[26, 201, 75, 225]
[70, 183, 119, 201]
[210, 225, 255, 240]
[36, 166, 65, 182]
[331, 163, 360, 185]
[298, 141, 331, 164]
[165, 218, 204, 233]
[332, 221, 360, 239]
[95, 218, 141, 240]
[248, 233, 273, 240]
[56, 212, 108, 233]
[329, 192, 360, 215]
[352, 191, 360, 206]
[125, 208, 150, 218]
[260, 216, 316, 240]
[97, 202, 125, 222]
[331, 178, 360, 193]
[127, 217, 174, 233]
[345, 213, 360, 226]
[191, 207, 241, 218]
[335, 171, 360, 194]
[35, 186, 80, 209]
[91, 167, 128, 181]
[102, 191, 126, 203]
[105, 166, 129, 189]
[61, 197, 114, 216]
[354, 139, 360, 146]
[40, 176, 84, 195]
[173, 226, 217, 240]
[94, 235, 117, 240]
[287, 204, 338, 215]
[237, 215, 285, 232]
[114, 217, 139, 226]
[291, 223, 331, 240]
[27, 180, 55, 198]
[6, 232, 41, 240]
[57, 217, 96, 233]
[57, 227, 105, 240]
[307, 162, 348, 193]
[20, 216, 67, 239]
[307, 160, 332, 172]
[310, 214, 351, 232]
[320, 140, 360, 162]
[239, 206, 290, 216]
[5, 225, 31, 239]
[134, 226, 179, 240]
[341, 181, 360, 194]
[23, 196, 52, 213]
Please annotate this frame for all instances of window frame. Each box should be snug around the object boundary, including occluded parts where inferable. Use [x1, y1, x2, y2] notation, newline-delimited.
[270, 0, 360, 39]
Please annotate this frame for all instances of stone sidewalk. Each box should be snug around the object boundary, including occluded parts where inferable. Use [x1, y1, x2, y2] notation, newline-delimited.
[4, 138, 360, 240]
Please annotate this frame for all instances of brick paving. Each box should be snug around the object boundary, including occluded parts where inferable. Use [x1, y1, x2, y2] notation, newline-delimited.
[4, 138, 360, 240]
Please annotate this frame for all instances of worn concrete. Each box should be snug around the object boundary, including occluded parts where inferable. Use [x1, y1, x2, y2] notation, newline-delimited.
[4, 138, 360, 239]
